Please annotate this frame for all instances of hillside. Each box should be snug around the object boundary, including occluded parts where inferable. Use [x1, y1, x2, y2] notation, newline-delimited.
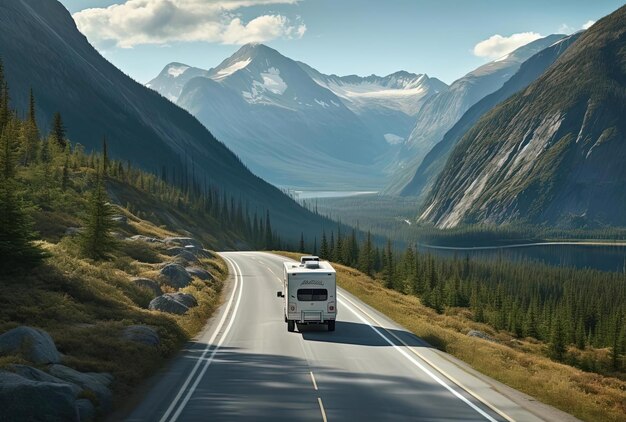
[0, 97, 241, 419]
[401, 33, 581, 198]
[0, 0, 329, 241]
[385, 34, 566, 193]
[421, 6, 626, 228]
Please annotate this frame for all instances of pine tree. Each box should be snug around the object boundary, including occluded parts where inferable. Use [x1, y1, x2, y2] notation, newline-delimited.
[51, 112, 66, 147]
[0, 120, 43, 272]
[299, 232, 305, 253]
[102, 136, 109, 175]
[264, 210, 272, 249]
[383, 239, 394, 289]
[358, 231, 374, 276]
[19, 88, 40, 165]
[549, 314, 567, 362]
[320, 230, 329, 259]
[0, 81, 9, 130]
[61, 155, 70, 191]
[335, 226, 343, 263]
[78, 171, 116, 259]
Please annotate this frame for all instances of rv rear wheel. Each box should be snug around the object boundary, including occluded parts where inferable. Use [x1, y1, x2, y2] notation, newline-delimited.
[328, 320, 336, 332]
[287, 320, 295, 332]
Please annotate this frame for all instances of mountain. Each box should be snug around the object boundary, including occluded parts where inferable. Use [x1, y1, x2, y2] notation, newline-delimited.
[0, 0, 330, 239]
[146, 63, 209, 102]
[150, 44, 389, 190]
[420, 6, 626, 228]
[298, 64, 448, 149]
[386, 34, 567, 193]
[401, 33, 581, 198]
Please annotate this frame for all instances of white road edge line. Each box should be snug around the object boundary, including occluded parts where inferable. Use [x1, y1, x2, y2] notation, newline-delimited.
[310, 371, 319, 390]
[338, 295, 499, 422]
[158, 254, 241, 422]
[338, 292, 516, 422]
[317, 397, 328, 422]
[169, 255, 245, 422]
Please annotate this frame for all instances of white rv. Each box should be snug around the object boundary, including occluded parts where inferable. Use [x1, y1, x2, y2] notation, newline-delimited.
[277, 258, 337, 332]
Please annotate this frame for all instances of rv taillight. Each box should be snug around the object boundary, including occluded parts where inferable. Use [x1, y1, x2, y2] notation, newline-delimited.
[328, 302, 336, 313]
[289, 303, 297, 312]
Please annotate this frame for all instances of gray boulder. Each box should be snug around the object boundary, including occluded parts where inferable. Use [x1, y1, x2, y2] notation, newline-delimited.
[48, 365, 112, 411]
[186, 267, 213, 281]
[164, 237, 202, 248]
[165, 246, 185, 256]
[84, 372, 113, 387]
[0, 326, 61, 364]
[160, 264, 192, 288]
[132, 277, 162, 296]
[149, 293, 198, 315]
[76, 398, 96, 422]
[128, 235, 162, 243]
[6, 364, 82, 397]
[122, 325, 160, 347]
[173, 251, 200, 265]
[184, 245, 213, 258]
[467, 330, 497, 343]
[0, 371, 79, 421]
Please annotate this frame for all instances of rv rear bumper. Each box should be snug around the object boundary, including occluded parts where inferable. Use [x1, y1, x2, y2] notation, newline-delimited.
[287, 312, 336, 324]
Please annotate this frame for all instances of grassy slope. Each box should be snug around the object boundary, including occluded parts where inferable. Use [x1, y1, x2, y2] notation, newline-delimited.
[0, 163, 231, 411]
[277, 251, 626, 422]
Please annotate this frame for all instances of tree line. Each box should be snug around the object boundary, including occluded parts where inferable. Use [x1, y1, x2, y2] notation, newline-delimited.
[313, 227, 626, 371]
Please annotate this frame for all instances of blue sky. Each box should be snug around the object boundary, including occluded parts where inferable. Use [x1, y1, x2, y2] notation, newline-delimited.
[59, 0, 624, 84]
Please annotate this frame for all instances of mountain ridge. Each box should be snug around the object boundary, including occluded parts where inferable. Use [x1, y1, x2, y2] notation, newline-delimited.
[420, 7, 626, 228]
[385, 34, 567, 194]
[400, 32, 582, 198]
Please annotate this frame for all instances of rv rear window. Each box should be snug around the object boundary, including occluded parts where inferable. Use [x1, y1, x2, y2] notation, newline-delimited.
[297, 289, 328, 301]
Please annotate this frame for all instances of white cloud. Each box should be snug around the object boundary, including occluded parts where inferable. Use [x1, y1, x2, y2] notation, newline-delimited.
[558, 23, 574, 34]
[473, 32, 542, 59]
[73, 0, 306, 48]
[582, 20, 595, 30]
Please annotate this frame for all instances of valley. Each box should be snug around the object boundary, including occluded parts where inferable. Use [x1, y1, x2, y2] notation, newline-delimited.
[1, 1, 626, 422]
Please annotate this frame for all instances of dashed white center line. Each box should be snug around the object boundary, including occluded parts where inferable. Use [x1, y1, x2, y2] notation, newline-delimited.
[310, 371, 318, 390]
[317, 397, 328, 422]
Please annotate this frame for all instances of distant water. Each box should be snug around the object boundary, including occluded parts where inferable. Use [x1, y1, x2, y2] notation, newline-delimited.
[292, 191, 378, 199]
[419, 243, 626, 273]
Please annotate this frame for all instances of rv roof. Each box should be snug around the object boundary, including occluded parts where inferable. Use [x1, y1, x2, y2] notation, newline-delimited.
[284, 260, 336, 274]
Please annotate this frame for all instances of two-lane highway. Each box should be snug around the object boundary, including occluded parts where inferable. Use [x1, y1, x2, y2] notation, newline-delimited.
[125, 252, 577, 422]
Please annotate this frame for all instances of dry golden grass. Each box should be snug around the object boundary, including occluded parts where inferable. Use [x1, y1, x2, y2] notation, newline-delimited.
[0, 214, 227, 410]
[276, 252, 626, 422]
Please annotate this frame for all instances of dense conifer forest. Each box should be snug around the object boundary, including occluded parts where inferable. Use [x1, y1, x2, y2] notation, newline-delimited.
[311, 227, 626, 374]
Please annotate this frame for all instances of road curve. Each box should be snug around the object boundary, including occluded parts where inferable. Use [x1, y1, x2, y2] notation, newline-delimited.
[124, 252, 578, 422]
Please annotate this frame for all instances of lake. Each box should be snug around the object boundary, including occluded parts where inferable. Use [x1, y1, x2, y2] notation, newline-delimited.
[291, 191, 378, 199]
[418, 243, 626, 273]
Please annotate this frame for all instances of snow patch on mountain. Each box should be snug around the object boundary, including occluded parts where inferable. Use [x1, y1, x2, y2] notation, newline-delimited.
[213, 59, 251, 79]
[384, 133, 404, 144]
[241, 67, 288, 105]
[308, 73, 444, 115]
[168, 65, 189, 77]
[259, 68, 287, 94]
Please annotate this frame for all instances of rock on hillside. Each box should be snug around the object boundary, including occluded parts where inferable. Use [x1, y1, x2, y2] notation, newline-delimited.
[0, 371, 79, 421]
[149, 293, 198, 315]
[0, 326, 61, 364]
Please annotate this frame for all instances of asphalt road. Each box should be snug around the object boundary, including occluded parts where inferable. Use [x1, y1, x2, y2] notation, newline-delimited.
[125, 252, 577, 422]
